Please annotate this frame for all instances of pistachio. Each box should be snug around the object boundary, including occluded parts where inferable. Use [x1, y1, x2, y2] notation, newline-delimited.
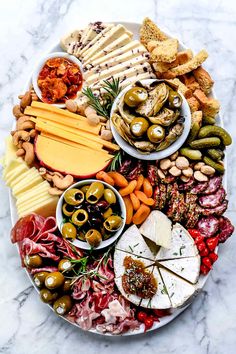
[200, 165, 215, 176]
[160, 158, 171, 170]
[175, 156, 189, 170]
[194, 162, 205, 170]
[194, 171, 209, 182]
[169, 166, 181, 177]
[182, 167, 193, 177]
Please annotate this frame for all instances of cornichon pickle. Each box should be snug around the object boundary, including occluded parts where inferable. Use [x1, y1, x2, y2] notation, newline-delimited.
[189, 137, 221, 149]
[203, 156, 225, 174]
[198, 125, 232, 146]
[207, 148, 225, 161]
[202, 116, 216, 125]
[186, 122, 201, 144]
[180, 147, 202, 160]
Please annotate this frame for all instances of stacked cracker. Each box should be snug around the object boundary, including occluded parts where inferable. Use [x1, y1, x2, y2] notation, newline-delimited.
[140, 18, 220, 126]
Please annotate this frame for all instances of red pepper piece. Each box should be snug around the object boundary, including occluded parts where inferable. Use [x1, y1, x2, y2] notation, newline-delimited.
[194, 235, 205, 245]
[144, 317, 154, 331]
[206, 237, 219, 252]
[202, 257, 212, 269]
[209, 252, 218, 263]
[137, 311, 147, 323]
[200, 264, 210, 275]
[200, 248, 209, 257]
[197, 242, 207, 252]
[188, 229, 201, 239]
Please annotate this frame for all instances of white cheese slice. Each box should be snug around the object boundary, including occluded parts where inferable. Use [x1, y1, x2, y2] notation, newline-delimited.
[84, 46, 148, 78]
[141, 267, 171, 309]
[60, 29, 82, 52]
[139, 211, 172, 249]
[85, 33, 132, 64]
[119, 71, 156, 88]
[84, 40, 143, 68]
[158, 256, 200, 284]
[115, 224, 155, 260]
[159, 268, 196, 308]
[156, 223, 199, 260]
[86, 54, 149, 85]
[82, 25, 131, 62]
[114, 249, 154, 307]
[79, 24, 114, 57]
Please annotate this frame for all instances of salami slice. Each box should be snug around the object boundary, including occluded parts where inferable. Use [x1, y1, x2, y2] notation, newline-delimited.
[197, 216, 219, 237]
[178, 177, 195, 191]
[11, 214, 45, 243]
[147, 164, 159, 186]
[20, 238, 60, 262]
[198, 187, 226, 208]
[153, 185, 160, 208]
[201, 176, 222, 195]
[199, 200, 228, 216]
[30, 266, 58, 275]
[217, 216, 235, 243]
[158, 183, 167, 210]
[190, 182, 208, 194]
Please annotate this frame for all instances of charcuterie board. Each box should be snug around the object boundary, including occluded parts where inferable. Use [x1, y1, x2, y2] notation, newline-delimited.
[2, 19, 234, 336]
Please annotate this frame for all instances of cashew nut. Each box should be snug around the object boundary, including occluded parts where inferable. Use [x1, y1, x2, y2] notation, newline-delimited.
[13, 105, 23, 119]
[29, 129, 37, 138]
[20, 91, 32, 109]
[48, 187, 64, 196]
[12, 130, 30, 146]
[22, 142, 35, 165]
[16, 148, 25, 157]
[52, 174, 74, 190]
[17, 119, 35, 131]
[39, 167, 47, 176]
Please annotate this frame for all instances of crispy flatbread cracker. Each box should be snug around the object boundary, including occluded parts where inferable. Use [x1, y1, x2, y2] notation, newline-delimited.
[150, 38, 179, 63]
[187, 96, 200, 113]
[153, 50, 193, 74]
[140, 18, 168, 47]
[193, 66, 214, 94]
[167, 78, 192, 98]
[169, 50, 208, 76]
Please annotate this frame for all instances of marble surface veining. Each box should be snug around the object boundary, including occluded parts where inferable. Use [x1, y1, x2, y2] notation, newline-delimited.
[0, 0, 236, 353]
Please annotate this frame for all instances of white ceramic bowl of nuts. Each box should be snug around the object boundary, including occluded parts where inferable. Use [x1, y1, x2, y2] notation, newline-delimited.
[157, 153, 216, 183]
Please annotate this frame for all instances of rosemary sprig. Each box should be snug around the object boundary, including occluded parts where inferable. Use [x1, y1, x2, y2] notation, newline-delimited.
[102, 78, 121, 99]
[109, 151, 122, 171]
[82, 87, 109, 118]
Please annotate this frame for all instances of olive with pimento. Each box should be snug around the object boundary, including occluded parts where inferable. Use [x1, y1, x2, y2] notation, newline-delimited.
[168, 89, 182, 109]
[130, 117, 149, 137]
[147, 125, 165, 143]
[124, 87, 148, 107]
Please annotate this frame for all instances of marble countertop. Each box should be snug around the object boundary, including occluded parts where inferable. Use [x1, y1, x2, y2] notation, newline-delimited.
[0, 0, 236, 353]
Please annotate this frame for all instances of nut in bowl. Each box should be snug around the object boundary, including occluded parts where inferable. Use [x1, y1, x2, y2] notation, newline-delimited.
[56, 179, 126, 250]
[32, 52, 84, 108]
[110, 79, 191, 160]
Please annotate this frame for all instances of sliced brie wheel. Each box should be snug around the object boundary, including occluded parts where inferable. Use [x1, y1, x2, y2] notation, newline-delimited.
[156, 223, 198, 260]
[158, 256, 200, 284]
[114, 250, 154, 307]
[159, 268, 196, 308]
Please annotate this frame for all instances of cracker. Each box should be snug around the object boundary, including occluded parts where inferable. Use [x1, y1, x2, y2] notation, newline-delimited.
[167, 78, 192, 98]
[187, 96, 200, 113]
[193, 66, 214, 94]
[202, 98, 220, 118]
[193, 89, 209, 105]
[169, 50, 208, 76]
[151, 38, 179, 63]
[140, 18, 168, 47]
[152, 50, 193, 74]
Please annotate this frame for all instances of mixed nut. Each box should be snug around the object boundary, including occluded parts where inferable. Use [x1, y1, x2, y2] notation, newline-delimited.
[61, 181, 123, 247]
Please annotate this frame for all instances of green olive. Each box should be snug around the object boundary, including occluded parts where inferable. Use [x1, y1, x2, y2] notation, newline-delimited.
[40, 288, 58, 303]
[80, 185, 90, 194]
[147, 125, 165, 143]
[104, 189, 116, 204]
[33, 272, 49, 288]
[104, 215, 122, 232]
[64, 188, 84, 206]
[168, 89, 182, 109]
[58, 259, 73, 272]
[130, 117, 149, 137]
[103, 207, 113, 219]
[62, 203, 74, 217]
[71, 209, 88, 226]
[24, 254, 43, 268]
[53, 295, 73, 315]
[86, 182, 104, 204]
[85, 229, 102, 247]
[63, 279, 72, 292]
[61, 222, 77, 240]
[45, 272, 65, 290]
[124, 87, 148, 107]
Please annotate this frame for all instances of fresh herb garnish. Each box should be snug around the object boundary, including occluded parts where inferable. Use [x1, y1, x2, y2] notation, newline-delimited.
[83, 87, 108, 118]
[129, 245, 134, 253]
[179, 245, 186, 256]
[109, 151, 122, 171]
[161, 285, 168, 295]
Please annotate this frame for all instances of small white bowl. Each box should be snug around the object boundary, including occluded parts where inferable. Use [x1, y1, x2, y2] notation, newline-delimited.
[110, 79, 191, 161]
[32, 52, 84, 108]
[56, 179, 126, 251]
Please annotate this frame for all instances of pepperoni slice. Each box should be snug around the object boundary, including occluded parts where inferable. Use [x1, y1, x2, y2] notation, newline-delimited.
[198, 187, 226, 208]
[199, 200, 228, 216]
[217, 217, 235, 243]
[201, 176, 222, 195]
[197, 216, 219, 237]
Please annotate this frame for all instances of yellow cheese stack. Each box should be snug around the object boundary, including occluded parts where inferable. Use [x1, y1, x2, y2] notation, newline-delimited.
[1, 136, 59, 218]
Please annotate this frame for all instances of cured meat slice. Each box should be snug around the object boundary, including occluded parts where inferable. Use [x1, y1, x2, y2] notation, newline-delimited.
[156, 223, 199, 260]
[185, 193, 199, 228]
[153, 185, 160, 209]
[20, 238, 60, 262]
[199, 200, 228, 216]
[159, 268, 196, 308]
[32, 216, 57, 242]
[115, 224, 155, 260]
[176, 193, 187, 223]
[197, 216, 219, 237]
[198, 187, 226, 208]
[217, 216, 235, 243]
[11, 213, 45, 243]
[158, 183, 167, 210]
[140, 267, 171, 309]
[178, 177, 195, 191]
[158, 256, 200, 284]
[201, 176, 222, 195]
[30, 266, 58, 275]
[147, 164, 159, 186]
[190, 182, 208, 194]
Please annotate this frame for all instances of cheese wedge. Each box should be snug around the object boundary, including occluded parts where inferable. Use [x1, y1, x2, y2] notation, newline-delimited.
[159, 268, 196, 308]
[114, 249, 154, 307]
[159, 257, 200, 284]
[60, 29, 82, 51]
[115, 224, 155, 260]
[156, 223, 199, 260]
[141, 267, 171, 309]
[18, 195, 58, 218]
[119, 71, 156, 88]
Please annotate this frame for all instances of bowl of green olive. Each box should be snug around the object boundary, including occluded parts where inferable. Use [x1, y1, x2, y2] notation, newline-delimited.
[56, 179, 126, 250]
[110, 79, 191, 160]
